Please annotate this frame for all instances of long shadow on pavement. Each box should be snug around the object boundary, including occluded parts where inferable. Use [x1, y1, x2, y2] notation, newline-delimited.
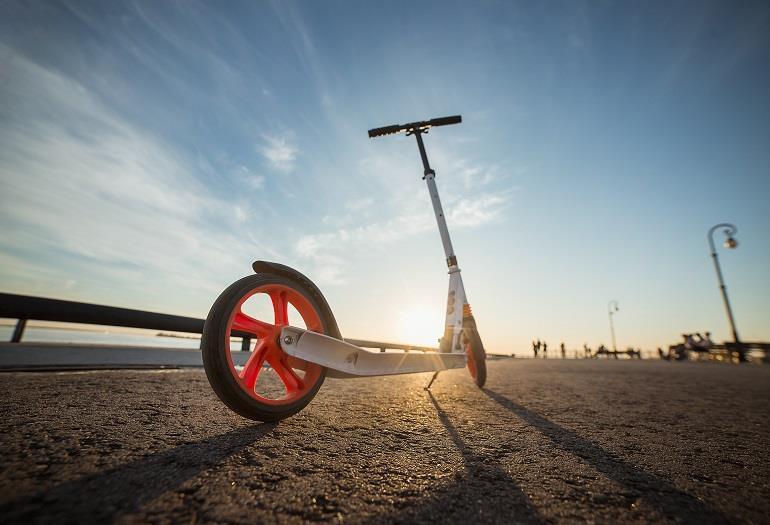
[483, 389, 731, 524]
[0, 423, 276, 523]
[368, 391, 542, 524]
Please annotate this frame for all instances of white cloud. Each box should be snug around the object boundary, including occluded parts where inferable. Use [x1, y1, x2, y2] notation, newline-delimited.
[260, 133, 298, 172]
[284, 145, 518, 285]
[293, 191, 510, 285]
[300, 252, 347, 286]
[442, 157, 506, 190]
[294, 212, 430, 285]
[233, 165, 266, 190]
[0, 45, 517, 305]
[295, 233, 337, 259]
[0, 47, 262, 311]
[460, 164, 500, 189]
[448, 194, 509, 227]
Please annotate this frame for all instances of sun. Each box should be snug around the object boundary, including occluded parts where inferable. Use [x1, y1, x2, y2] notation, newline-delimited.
[396, 304, 444, 348]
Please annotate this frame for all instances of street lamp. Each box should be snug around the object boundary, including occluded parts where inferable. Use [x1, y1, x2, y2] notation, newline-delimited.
[607, 300, 619, 352]
[707, 223, 740, 346]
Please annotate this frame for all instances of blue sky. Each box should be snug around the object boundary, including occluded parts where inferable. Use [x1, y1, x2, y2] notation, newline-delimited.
[1, 0, 769, 352]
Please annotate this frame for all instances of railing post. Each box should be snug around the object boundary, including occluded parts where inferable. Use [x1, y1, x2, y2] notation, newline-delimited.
[11, 319, 27, 343]
[241, 336, 251, 351]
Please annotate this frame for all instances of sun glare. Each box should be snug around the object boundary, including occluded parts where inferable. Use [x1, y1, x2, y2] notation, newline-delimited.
[396, 305, 443, 348]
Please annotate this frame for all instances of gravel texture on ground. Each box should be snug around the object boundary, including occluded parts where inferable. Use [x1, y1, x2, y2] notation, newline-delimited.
[0, 359, 768, 524]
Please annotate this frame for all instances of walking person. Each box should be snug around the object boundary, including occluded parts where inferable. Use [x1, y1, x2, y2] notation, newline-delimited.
[560, 342, 566, 359]
[533, 339, 539, 359]
[543, 341, 548, 359]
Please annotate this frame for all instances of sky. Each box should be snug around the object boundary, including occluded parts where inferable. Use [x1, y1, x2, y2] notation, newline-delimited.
[1, 0, 769, 353]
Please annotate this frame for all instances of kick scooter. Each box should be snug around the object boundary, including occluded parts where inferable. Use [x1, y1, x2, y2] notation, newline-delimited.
[202, 115, 488, 421]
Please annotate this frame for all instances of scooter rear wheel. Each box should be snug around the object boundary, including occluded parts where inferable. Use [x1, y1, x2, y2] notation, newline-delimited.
[463, 317, 487, 388]
[202, 274, 330, 421]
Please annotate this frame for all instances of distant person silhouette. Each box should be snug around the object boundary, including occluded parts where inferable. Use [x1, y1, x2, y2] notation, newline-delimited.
[560, 342, 566, 359]
[543, 341, 548, 359]
[532, 339, 539, 359]
[583, 343, 590, 359]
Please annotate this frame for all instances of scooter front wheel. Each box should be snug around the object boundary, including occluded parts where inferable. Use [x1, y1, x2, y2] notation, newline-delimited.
[202, 273, 330, 421]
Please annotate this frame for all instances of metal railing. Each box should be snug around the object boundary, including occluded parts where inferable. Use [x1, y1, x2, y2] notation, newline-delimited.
[0, 293, 438, 353]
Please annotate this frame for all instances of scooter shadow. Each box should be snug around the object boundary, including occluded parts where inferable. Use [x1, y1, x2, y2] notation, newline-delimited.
[482, 389, 730, 524]
[366, 391, 543, 524]
[1, 423, 277, 523]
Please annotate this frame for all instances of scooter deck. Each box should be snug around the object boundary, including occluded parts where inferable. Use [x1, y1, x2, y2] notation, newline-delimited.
[279, 327, 466, 378]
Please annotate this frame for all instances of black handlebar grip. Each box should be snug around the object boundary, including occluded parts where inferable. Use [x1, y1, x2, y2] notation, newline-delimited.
[429, 115, 462, 127]
[368, 115, 462, 138]
[368, 124, 402, 138]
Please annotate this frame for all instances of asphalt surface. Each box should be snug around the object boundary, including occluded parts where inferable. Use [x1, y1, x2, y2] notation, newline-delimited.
[0, 359, 768, 524]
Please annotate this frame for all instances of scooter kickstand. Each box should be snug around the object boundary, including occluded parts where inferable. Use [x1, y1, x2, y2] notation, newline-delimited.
[424, 370, 441, 390]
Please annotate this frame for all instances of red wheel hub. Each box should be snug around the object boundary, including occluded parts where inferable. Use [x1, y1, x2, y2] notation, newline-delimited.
[224, 284, 324, 405]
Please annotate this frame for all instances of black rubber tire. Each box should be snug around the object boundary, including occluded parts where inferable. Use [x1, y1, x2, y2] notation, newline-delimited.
[463, 316, 487, 388]
[201, 273, 330, 422]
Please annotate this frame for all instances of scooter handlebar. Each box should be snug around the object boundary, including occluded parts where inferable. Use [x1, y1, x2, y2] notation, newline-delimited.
[367, 115, 461, 138]
[429, 115, 462, 127]
[367, 124, 403, 138]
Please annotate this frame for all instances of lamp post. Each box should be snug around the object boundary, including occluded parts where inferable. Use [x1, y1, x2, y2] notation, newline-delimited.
[707, 223, 740, 347]
[607, 300, 619, 352]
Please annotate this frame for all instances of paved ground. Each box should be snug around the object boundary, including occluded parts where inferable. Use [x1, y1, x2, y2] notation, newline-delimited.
[0, 359, 768, 524]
